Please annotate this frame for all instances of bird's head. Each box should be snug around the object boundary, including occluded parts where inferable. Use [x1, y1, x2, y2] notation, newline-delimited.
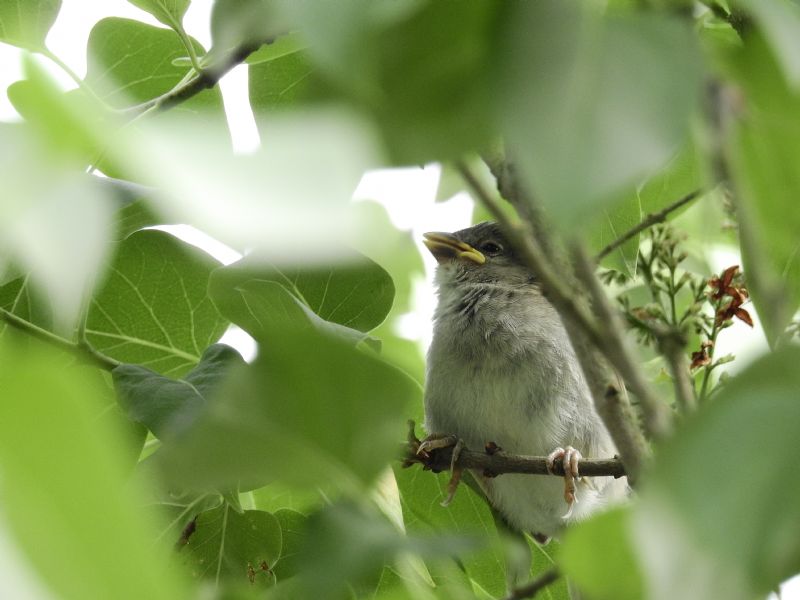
[423, 222, 536, 289]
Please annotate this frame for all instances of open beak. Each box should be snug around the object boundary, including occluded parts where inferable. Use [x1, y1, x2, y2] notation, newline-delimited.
[423, 232, 486, 265]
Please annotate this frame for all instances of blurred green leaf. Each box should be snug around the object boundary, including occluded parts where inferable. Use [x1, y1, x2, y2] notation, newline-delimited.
[499, 2, 702, 227]
[210, 248, 394, 333]
[560, 507, 644, 600]
[634, 346, 800, 600]
[85, 17, 222, 115]
[393, 466, 507, 597]
[157, 326, 417, 492]
[180, 505, 282, 588]
[296, 501, 474, 598]
[127, 0, 190, 29]
[211, 0, 292, 53]
[250, 481, 327, 515]
[113, 343, 245, 439]
[0, 339, 187, 600]
[738, 0, 800, 88]
[87, 229, 229, 377]
[281, 0, 498, 163]
[0, 0, 60, 50]
[728, 35, 800, 343]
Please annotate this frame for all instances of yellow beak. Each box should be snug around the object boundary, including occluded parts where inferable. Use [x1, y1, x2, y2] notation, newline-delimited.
[422, 232, 486, 265]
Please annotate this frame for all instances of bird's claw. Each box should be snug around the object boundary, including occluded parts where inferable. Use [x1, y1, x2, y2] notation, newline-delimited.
[546, 446, 582, 519]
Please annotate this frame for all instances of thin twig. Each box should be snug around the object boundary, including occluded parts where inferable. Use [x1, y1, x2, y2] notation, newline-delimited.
[0, 307, 120, 371]
[595, 189, 702, 261]
[503, 568, 561, 600]
[656, 328, 697, 414]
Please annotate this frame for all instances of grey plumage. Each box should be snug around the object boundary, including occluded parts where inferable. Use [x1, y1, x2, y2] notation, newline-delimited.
[424, 222, 626, 538]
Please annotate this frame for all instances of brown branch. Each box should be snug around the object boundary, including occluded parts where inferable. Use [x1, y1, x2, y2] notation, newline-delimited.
[503, 568, 561, 600]
[123, 38, 273, 116]
[595, 189, 703, 261]
[404, 442, 626, 479]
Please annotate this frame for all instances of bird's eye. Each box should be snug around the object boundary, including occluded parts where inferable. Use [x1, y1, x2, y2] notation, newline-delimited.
[479, 241, 503, 256]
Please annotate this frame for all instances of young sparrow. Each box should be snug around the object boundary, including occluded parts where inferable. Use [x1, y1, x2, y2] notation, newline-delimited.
[422, 222, 626, 540]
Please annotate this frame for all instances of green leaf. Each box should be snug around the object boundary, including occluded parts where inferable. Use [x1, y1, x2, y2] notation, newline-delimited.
[738, 0, 800, 88]
[113, 344, 245, 439]
[727, 35, 800, 343]
[499, 2, 702, 227]
[85, 17, 222, 113]
[0, 339, 187, 600]
[157, 326, 418, 492]
[250, 481, 327, 515]
[249, 47, 335, 110]
[277, 0, 499, 163]
[211, 0, 292, 53]
[592, 145, 703, 274]
[180, 504, 282, 587]
[560, 507, 644, 600]
[296, 501, 475, 598]
[0, 0, 60, 50]
[272, 509, 307, 581]
[127, 0, 190, 29]
[87, 229, 229, 377]
[634, 346, 800, 600]
[393, 466, 507, 598]
[246, 31, 309, 65]
[0, 275, 54, 337]
[209, 248, 395, 333]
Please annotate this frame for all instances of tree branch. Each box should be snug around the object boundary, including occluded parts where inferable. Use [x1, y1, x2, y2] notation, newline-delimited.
[123, 38, 272, 116]
[503, 568, 561, 600]
[0, 308, 120, 371]
[595, 189, 703, 261]
[404, 441, 626, 479]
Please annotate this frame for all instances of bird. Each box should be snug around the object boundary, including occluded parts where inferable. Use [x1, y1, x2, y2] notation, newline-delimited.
[421, 221, 626, 541]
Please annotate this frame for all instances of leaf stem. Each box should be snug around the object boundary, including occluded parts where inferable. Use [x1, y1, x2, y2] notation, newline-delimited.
[0, 307, 120, 371]
[502, 568, 561, 600]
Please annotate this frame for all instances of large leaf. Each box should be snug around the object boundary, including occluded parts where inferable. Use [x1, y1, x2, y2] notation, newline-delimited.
[274, 0, 499, 163]
[591, 145, 703, 274]
[0, 339, 187, 600]
[157, 326, 418, 492]
[632, 346, 800, 600]
[209, 248, 394, 333]
[738, 0, 800, 89]
[87, 229, 229, 377]
[113, 343, 245, 439]
[249, 47, 335, 110]
[180, 505, 282, 588]
[272, 509, 307, 581]
[560, 507, 644, 600]
[85, 17, 222, 114]
[127, 0, 190, 29]
[393, 466, 508, 597]
[727, 35, 800, 343]
[498, 2, 702, 228]
[295, 501, 475, 598]
[211, 0, 292, 53]
[0, 0, 60, 50]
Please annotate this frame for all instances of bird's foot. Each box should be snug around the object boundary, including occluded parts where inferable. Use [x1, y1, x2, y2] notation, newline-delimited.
[415, 433, 465, 507]
[546, 446, 582, 519]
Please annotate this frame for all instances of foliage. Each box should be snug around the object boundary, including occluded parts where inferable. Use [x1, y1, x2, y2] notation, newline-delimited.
[1, 1, 799, 599]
